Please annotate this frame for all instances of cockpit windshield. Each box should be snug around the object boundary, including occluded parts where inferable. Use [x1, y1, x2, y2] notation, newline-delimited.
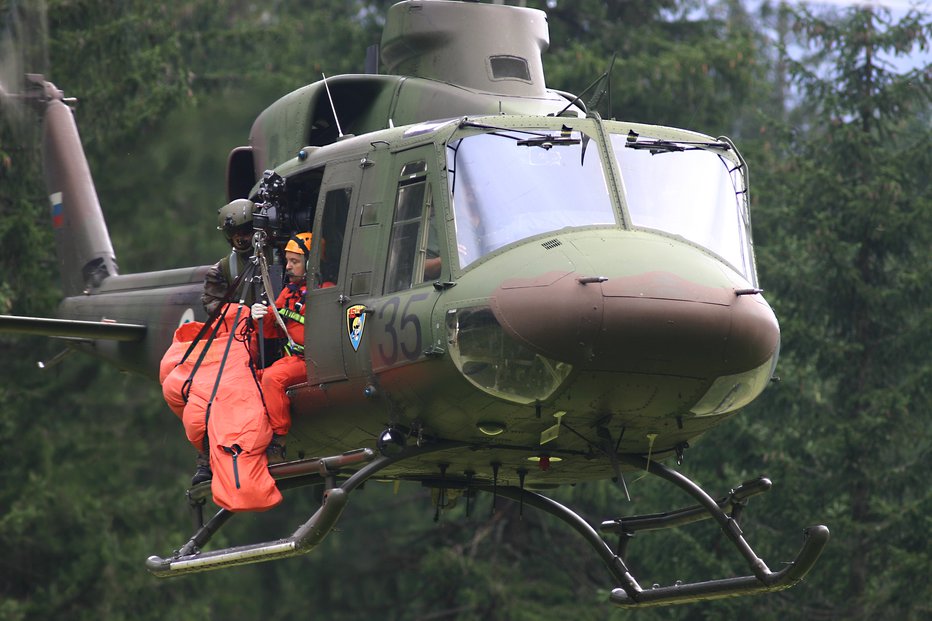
[610, 132, 755, 280]
[446, 127, 615, 268]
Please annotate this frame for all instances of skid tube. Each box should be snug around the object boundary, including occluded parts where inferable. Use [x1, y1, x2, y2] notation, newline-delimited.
[475, 457, 828, 608]
[146, 443, 460, 577]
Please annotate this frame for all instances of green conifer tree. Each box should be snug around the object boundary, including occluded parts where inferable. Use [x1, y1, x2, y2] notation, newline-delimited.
[745, 5, 932, 619]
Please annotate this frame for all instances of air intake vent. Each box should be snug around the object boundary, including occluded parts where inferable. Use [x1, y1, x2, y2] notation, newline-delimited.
[490, 55, 531, 81]
[541, 239, 562, 250]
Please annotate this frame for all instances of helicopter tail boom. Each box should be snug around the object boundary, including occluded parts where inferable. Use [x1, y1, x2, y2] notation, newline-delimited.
[28, 75, 118, 297]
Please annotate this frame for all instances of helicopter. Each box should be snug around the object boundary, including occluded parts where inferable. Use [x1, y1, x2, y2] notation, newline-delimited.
[0, 0, 829, 609]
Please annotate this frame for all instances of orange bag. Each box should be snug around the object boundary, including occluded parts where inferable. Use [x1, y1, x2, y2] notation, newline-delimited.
[160, 313, 245, 448]
[208, 388, 282, 512]
[158, 305, 282, 512]
[160, 321, 207, 418]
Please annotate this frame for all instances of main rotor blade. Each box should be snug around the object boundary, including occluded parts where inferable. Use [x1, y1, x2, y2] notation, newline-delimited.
[0, 314, 146, 341]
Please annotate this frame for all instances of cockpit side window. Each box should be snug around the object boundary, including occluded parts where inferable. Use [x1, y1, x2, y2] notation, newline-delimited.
[385, 160, 440, 293]
[285, 169, 323, 237]
[314, 188, 351, 288]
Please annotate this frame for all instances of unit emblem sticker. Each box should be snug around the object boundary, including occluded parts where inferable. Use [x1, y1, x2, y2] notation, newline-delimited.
[346, 305, 367, 352]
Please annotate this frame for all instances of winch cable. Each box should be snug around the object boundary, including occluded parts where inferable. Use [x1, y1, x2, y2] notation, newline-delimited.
[256, 247, 298, 354]
[242, 262, 270, 411]
[252, 269, 266, 371]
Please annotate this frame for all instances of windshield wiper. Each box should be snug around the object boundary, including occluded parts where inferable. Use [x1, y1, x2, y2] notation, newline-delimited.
[516, 135, 580, 149]
[624, 130, 730, 154]
[459, 121, 582, 148]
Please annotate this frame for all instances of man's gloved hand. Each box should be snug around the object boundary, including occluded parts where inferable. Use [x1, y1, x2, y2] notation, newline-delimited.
[251, 303, 268, 321]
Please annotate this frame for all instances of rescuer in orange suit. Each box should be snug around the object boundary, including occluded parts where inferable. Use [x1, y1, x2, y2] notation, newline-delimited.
[250, 232, 312, 461]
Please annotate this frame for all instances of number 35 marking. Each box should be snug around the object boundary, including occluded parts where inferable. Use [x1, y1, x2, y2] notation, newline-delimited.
[378, 292, 430, 365]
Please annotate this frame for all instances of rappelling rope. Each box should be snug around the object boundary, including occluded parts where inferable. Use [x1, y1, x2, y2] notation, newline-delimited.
[254, 243, 299, 354]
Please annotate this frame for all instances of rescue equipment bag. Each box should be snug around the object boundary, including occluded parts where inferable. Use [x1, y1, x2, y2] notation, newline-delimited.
[159, 305, 282, 512]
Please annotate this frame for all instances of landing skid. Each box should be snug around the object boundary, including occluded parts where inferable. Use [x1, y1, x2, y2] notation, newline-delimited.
[602, 456, 830, 607]
[147, 445, 828, 609]
[473, 455, 829, 608]
[145, 443, 459, 577]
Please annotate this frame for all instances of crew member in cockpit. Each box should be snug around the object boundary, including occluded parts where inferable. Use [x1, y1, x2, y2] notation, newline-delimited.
[249, 232, 313, 461]
[202, 199, 260, 315]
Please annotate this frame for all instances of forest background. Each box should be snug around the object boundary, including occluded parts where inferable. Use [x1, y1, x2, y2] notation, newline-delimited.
[0, 1, 929, 620]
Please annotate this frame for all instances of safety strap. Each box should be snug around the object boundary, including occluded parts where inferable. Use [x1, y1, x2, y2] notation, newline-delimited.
[178, 260, 254, 368]
[245, 338, 270, 420]
[228, 250, 239, 280]
[254, 276, 266, 371]
[278, 306, 305, 325]
[284, 341, 305, 356]
[179, 261, 256, 403]
[181, 304, 229, 404]
[202, 300, 246, 454]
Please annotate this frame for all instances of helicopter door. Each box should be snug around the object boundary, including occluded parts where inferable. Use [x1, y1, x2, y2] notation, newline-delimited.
[370, 150, 448, 374]
[305, 160, 362, 384]
[339, 155, 385, 380]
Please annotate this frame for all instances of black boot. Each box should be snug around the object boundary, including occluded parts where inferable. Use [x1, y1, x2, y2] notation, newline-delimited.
[191, 451, 212, 486]
[267, 434, 287, 464]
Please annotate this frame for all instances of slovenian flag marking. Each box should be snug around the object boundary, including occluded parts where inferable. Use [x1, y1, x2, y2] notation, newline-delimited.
[50, 192, 64, 229]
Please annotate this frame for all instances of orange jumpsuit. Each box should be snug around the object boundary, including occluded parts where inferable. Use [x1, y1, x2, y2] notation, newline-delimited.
[256, 283, 307, 436]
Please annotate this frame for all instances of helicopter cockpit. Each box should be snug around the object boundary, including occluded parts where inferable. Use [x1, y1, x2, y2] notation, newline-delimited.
[446, 121, 755, 284]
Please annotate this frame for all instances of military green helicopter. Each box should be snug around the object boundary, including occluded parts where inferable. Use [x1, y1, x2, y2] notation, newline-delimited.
[0, 0, 828, 608]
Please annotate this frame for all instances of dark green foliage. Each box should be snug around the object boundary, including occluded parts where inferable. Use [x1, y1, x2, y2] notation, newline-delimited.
[533, 0, 766, 136]
[734, 5, 932, 620]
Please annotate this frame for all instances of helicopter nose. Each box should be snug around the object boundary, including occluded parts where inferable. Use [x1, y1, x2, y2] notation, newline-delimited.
[490, 270, 779, 379]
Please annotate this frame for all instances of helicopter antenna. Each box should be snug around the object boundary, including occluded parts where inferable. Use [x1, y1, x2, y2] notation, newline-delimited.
[586, 52, 616, 115]
[552, 52, 617, 118]
[321, 73, 344, 138]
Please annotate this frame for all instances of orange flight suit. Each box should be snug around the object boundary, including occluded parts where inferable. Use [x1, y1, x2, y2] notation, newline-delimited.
[256, 283, 307, 435]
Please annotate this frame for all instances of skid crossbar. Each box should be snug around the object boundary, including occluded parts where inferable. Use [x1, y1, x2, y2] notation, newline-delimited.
[601, 475, 772, 535]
